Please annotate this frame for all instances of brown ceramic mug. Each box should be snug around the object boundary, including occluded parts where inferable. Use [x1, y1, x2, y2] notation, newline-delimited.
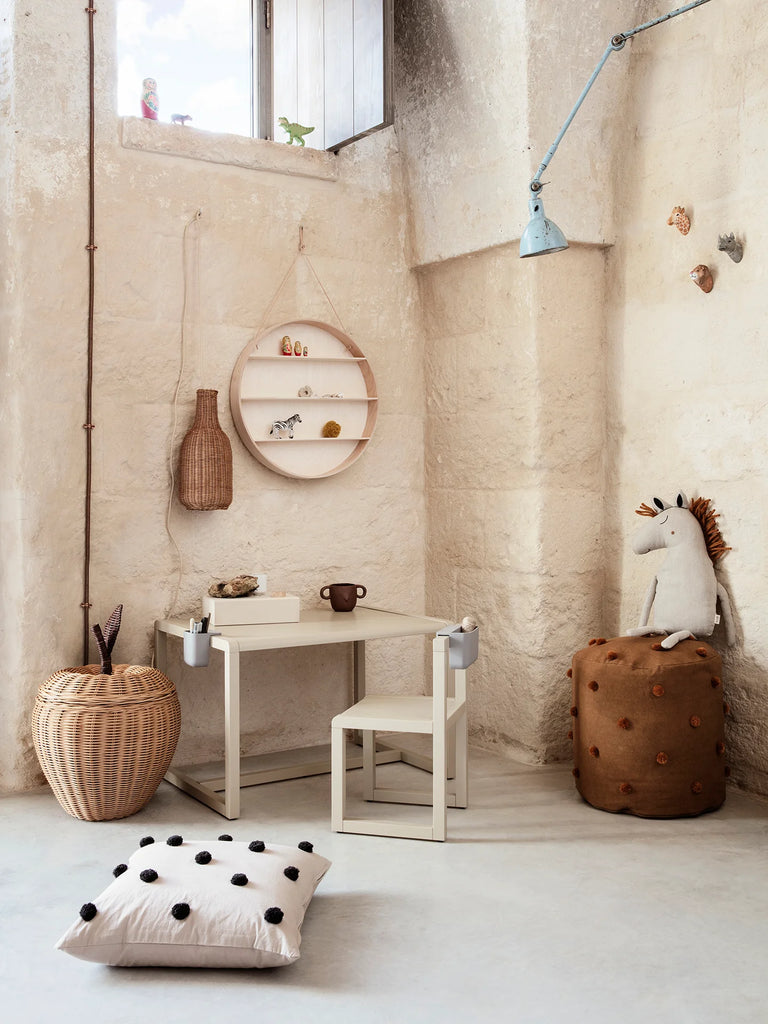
[320, 583, 367, 612]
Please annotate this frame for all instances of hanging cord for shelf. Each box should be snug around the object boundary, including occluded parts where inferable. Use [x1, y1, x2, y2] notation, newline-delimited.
[163, 209, 203, 619]
[81, 5, 98, 663]
[252, 226, 348, 341]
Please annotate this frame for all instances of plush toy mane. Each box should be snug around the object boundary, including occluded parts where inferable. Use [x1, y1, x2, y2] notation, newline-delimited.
[635, 496, 730, 564]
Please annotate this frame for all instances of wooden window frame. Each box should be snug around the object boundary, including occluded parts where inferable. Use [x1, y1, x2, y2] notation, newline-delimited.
[253, 0, 394, 152]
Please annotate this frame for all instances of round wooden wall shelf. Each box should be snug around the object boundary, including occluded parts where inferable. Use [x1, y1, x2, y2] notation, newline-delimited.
[230, 320, 378, 479]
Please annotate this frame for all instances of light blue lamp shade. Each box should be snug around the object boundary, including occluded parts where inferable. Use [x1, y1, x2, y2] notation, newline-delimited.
[519, 195, 569, 258]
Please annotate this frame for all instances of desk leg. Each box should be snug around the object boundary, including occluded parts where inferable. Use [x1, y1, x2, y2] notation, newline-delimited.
[154, 622, 168, 674]
[223, 642, 241, 820]
[353, 639, 366, 702]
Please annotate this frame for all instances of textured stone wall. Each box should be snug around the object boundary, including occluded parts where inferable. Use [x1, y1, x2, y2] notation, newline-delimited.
[4, 0, 768, 801]
[0, 2, 427, 790]
[417, 245, 610, 762]
[611, 0, 768, 797]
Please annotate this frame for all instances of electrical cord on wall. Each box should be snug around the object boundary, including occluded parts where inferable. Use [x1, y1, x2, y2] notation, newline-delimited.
[164, 208, 203, 619]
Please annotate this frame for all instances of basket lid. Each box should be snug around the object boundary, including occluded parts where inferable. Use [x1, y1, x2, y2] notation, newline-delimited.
[36, 665, 177, 706]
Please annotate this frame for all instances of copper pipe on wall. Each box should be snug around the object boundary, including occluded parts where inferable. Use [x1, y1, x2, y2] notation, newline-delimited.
[82, 6, 98, 663]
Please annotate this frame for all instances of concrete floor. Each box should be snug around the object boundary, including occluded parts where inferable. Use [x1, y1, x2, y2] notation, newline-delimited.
[2, 748, 768, 1024]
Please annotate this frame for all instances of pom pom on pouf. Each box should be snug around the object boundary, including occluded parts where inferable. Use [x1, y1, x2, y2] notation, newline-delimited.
[171, 902, 191, 920]
[139, 836, 155, 847]
[79, 902, 98, 921]
[284, 866, 300, 881]
[264, 906, 284, 924]
[249, 840, 265, 853]
[140, 868, 158, 883]
[218, 834, 233, 842]
[195, 851, 212, 864]
[231, 873, 248, 886]
[113, 863, 128, 877]
[166, 835, 183, 846]
[298, 841, 313, 853]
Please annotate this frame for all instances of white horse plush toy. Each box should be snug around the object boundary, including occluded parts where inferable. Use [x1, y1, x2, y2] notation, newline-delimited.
[626, 492, 735, 650]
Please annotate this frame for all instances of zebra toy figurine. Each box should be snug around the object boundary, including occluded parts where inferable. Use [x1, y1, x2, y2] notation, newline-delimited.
[269, 413, 302, 439]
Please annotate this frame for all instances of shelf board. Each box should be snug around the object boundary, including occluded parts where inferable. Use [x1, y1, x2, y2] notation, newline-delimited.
[249, 354, 368, 363]
[241, 395, 377, 403]
[258, 436, 372, 443]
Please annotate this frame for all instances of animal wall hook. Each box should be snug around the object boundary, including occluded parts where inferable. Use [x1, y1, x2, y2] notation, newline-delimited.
[667, 206, 690, 235]
[718, 232, 743, 263]
[690, 264, 713, 293]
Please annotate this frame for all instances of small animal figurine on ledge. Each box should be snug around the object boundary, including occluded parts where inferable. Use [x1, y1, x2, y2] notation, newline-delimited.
[170, 113, 192, 126]
[717, 232, 743, 263]
[278, 116, 315, 146]
[269, 413, 302, 439]
[141, 77, 159, 120]
[667, 206, 691, 235]
[690, 264, 714, 293]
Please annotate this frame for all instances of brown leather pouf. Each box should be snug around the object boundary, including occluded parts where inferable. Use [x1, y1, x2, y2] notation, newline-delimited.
[569, 636, 727, 818]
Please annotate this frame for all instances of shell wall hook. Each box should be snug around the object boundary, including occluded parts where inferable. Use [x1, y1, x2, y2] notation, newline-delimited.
[690, 264, 713, 293]
[717, 232, 743, 263]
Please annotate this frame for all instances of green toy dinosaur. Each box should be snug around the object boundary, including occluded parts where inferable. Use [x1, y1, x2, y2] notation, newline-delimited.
[278, 116, 315, 146]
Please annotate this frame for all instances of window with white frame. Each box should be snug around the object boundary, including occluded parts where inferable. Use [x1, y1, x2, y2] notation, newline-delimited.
[117, 0, 393, 151]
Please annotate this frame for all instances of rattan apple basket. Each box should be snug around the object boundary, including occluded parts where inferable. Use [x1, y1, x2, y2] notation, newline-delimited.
[32, 606, 181, 821]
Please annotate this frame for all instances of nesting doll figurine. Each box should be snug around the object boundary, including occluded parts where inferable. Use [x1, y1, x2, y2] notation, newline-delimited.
[281, 335, 293, 355]
[141, 78, 159, 120]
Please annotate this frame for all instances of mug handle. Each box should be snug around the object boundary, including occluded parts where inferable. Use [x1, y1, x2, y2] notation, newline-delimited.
[356, 585, 367, 599]
[320, 586, 331, 600]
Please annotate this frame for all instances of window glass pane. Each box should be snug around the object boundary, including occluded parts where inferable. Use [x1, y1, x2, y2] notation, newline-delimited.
[117, 0, 251, 137]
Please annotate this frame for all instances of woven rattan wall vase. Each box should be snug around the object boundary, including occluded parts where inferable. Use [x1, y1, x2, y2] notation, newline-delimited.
[179, 389, 233, 510]
[32, 664, 181, 821]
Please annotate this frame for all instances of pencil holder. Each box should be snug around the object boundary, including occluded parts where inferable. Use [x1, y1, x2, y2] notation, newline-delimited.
[183, 631, 219, 668]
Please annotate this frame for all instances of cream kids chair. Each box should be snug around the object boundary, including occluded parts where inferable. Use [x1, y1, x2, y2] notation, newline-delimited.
[331, 624, 477, 841]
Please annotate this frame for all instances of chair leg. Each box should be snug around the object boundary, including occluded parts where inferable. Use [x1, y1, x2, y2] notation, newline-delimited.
[331, 723, 346, 832]
[362, 729, 375, 800]
[454, 706, 468, 809]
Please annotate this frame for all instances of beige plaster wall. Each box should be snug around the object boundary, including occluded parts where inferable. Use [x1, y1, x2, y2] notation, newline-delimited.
[417, 245, 611, 762]
[395, 0, 628, 761]
[0, 3, 428, 791]
[394, 0, 637, 267]
[610, 0, 768, 796]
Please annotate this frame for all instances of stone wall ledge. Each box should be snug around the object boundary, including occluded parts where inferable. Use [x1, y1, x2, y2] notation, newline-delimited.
[120, 117, 339, 182]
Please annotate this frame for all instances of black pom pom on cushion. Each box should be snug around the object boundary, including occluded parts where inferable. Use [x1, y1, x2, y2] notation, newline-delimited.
[248, 840, 266, 853]
[139, 836, 155, 847]
[298, 841, 314, 853]
[195, 850, 212, 865]
[79, 902, 98, 922]
[264, 906, 284, 924]
[283, 866, 300, 881]
[113, 863, 128, 877]
[230, 873, 248, 887]
[218, 834, 233, 842]
[171, 902, 191, 920]
[140, 869, 158, 883]
[166, 835, 183, 846]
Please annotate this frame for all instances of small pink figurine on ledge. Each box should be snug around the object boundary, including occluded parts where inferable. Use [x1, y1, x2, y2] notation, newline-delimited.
[141, 77, 159, 120]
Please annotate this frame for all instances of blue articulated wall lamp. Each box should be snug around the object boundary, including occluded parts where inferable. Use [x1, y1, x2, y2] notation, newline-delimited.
[520, 0, 713, 258]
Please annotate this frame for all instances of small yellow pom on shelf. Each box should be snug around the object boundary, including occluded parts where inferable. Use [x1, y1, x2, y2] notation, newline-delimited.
[322, 420, 341, 438]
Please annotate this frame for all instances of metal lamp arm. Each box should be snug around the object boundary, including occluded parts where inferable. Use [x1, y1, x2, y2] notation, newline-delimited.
[529, 0, 712, 196]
